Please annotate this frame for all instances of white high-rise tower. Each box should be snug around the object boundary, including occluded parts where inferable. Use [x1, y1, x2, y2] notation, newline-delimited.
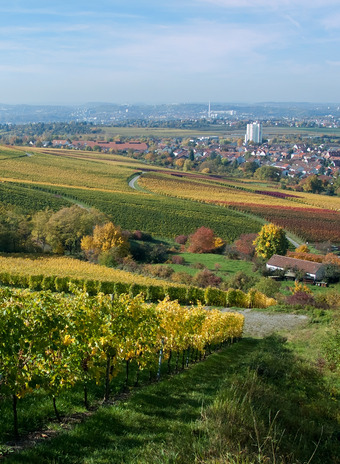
[245, 122, 262, 144]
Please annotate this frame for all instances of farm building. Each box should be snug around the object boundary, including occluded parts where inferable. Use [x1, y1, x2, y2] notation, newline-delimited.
[266, 254, 325, 281]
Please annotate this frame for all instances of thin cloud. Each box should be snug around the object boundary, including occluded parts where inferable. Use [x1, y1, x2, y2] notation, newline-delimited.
[197, 0, 340, 7]
[283, 15, 301, 28]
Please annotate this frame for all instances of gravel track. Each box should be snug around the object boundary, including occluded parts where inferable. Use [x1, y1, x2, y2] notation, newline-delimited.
[222, 308, 308, 337]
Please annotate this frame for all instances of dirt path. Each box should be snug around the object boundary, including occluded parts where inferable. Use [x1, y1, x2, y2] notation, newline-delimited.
[222, 308, 308, 337]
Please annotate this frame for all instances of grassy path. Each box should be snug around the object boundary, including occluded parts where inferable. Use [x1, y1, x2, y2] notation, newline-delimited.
[5, 339, 256, 464]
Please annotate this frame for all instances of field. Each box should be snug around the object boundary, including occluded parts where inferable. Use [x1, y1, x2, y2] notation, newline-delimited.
[88, 125, 340, 138]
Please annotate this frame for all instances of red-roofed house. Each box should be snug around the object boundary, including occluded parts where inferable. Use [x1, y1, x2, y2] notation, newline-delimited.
[266, 254, 325, 281]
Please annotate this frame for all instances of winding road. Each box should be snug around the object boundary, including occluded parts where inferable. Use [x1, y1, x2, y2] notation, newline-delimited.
[128, 173, 142, 190]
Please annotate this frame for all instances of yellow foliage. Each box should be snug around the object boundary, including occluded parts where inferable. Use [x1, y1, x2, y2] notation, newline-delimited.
[292, 281, 312, 295]
[295, 244, 310, 253]
[214, 236, 225, 249]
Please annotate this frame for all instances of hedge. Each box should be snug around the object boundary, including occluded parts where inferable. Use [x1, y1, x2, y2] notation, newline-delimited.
[0, 272, 276, 308]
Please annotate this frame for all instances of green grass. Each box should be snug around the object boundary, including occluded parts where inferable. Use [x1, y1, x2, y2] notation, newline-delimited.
[168, 253, 254, 278]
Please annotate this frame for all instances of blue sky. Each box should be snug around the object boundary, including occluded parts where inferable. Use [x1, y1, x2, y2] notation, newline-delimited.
[1, 0, 340, 104]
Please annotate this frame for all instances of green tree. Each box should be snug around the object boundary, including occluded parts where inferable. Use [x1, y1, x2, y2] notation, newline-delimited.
[302, 175, 324, 194]
[254, 223, 289, 260]
[254, 166, 281, 182]
[45, 206, 106, 254]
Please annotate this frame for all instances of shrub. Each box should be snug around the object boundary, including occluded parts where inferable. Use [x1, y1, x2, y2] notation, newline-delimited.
[28, 275, 43, 291]
[97, 280, 115, 294]
[131, 241, 169, 264]
[256, 277, 281, 298]
[55, 276, 70, 293]
[41, 275, 57, 291]
[193, 269, 222, 288]
[233, 233, 257, 260]
[146, 265, 174, 279]
[129, 241, 150, 262]
[171, 271, 193, 285]
[285, 291, 316, 308]
[148, 243, 169, 263]
[204, 287, 226, 306]
[6, 273, 29, 288]
[146, 285, 165, 302]
[114, 282, 130, 297]
[227, 288, 248, 308]
[187, 226, 223, 253]
[224, 245, 240, 260]
[0, 272, 11, 286]
[84, 279, 99, 296]
[171, 255, 185, 265]
[186, 286, 205, 305]
[165, 286, 188, 304]
[129, 283, 147, 298]
[247, 289, 277, 308]
[322, 326, 340, 371]
[98, 249, 120, 267]
[323, 263, 340, 283]
[175, 235, 188, 245]
[69, 278, 84, 292]
[191, 262, 206, 269]
[227, 271, 258, 292]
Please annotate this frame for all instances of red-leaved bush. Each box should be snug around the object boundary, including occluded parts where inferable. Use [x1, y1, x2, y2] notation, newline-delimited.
[175, 235, 188, 245]
[193, 269, 222, 288]
[285, 291, 316, 307]
[171, 255, 185, 265]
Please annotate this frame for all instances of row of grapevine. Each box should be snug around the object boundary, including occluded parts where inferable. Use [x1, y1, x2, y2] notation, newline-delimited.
[138, 172, 340, 242]
[227, 202, 340, 242]
[0, 182, 69, 212]
[0, 288, 244, 437]
[24, 183, 261, 241]
[0, 271, 276, 308]
[0, 149, 136, 193]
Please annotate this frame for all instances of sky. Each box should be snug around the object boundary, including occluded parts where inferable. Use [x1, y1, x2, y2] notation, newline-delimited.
[1, 0, 340, 105]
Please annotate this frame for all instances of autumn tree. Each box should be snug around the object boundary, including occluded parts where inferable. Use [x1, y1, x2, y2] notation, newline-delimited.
[233, 233, 257, 259]
[187, 226, 224, 254]
[81, 222, 130, 264]
[254, 223, 289, 260]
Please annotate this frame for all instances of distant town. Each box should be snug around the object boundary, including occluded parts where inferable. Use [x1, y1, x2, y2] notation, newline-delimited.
[1, 102, 340, 195]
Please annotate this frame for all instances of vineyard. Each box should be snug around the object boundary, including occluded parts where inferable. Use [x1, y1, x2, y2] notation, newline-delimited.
[0, 146, 262, 241]
[0, 288, 244, 438]
[139, 172, 340, 242]
[0, 182, 70, 212]
[1, 143, 339, 245]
